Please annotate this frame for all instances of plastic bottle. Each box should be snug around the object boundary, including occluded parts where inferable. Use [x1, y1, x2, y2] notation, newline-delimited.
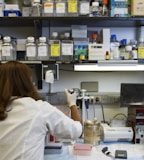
[1, 36, 16, 61]
[130, 40, 138, 60]
[67, 0, 78, 17]
[55, 0, 67, 17]
[61, 32, 73, 62]
[79, 0, 90, 16]
[43, 0, 55, 17]
[37, 36, 49, 60]
[119, 39, 127, 60]
[25, 36, 37, 61]
[49, 32, 61, 61]
[110, 34, 120, 60]
[30, 0, 42, 16]
[138, 37, 144, 61]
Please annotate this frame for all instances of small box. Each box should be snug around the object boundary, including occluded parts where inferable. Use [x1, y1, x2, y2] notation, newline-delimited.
[131, 0, 144, 16]
[88, 43, 105, 60]
[73, 144, 92, 156]
[4, 4, 21, 17]
[71, 25, 87, 38]
[110, 0, 131, 17]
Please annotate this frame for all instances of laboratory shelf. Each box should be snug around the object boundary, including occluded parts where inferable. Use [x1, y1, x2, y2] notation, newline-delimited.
[0, 16, 144, 27]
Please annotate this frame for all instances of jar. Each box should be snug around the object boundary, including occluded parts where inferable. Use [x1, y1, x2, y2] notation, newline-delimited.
[84, 119, 101, 146]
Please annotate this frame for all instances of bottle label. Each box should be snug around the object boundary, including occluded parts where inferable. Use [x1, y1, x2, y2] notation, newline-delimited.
[50, 44, 60, 56]
[26, 46, 36, 57]
[138, 46, 144, 59]
[56, 2, 66, 13]
[61, 43, 73, 55]
[2, 46, 11, 56]
[38, 46, 48, 57]
[44, 3, 54, 13]
[68, 0, 78, 13]
[79, 2, 89, 15]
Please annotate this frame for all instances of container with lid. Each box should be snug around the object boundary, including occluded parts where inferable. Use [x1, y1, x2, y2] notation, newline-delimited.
[55, 0, 67, 17]
[61, 32, 73, 62]
[42, 0, 55, 17]
[49, 32, 61, 61]
[79, 0, 90, 16]
[37, 36, 49, 60]
[67, 0, 78, 17]
[84, 119, 101, 146]
[25, 36, 37, 60]
[1, 36, 16, 61]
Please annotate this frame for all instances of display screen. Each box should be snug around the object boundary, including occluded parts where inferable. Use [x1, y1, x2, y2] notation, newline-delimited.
[120, 83, 144, 107]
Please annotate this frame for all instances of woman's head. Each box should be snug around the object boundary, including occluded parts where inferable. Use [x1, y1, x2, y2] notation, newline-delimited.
[0, 61, 41, 120]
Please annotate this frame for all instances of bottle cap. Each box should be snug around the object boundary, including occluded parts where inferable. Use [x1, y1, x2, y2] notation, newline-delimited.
[39, 37, 46, 42]
[102, 0, 108, 5]
[3, 36, 11, 42]
[33, 0, 40, 3]
[27, 36, 35, 42]
[52, 32, 58, 38]
[92, 2, 99, 7]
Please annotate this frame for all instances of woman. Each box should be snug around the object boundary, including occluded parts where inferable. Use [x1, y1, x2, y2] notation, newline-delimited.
[0, 61, 82, 160]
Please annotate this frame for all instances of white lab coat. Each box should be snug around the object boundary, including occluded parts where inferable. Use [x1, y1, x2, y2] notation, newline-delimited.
[0, 97, 82, 160]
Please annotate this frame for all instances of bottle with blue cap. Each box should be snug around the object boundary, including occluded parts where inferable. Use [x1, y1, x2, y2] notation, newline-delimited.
[110, 34, 120, 60]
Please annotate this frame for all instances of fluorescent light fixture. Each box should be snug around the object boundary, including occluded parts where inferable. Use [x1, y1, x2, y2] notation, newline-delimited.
[74, 64, 144, 71]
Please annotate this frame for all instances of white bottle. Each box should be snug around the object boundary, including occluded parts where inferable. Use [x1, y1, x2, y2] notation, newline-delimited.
[43, 0, 55, 16]
[2, 36, 16, 61]
[55, 0, 67, 17]
[25, 36, 37, 61]
[37, 36, 49, 60]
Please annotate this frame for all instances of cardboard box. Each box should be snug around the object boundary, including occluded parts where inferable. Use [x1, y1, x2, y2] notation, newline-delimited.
[131, 0, 144, 16]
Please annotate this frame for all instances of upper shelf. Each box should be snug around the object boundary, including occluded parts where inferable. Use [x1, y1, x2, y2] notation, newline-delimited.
[1, 17, 144, 27]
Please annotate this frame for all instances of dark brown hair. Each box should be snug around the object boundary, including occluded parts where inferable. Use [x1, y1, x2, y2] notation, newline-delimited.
[0, 61, 42, 120]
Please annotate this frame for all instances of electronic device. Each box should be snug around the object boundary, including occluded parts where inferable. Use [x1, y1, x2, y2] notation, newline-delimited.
[120, 83, 144, 107]
[101, 124, 133, 142]
[115, 150, 127, 159]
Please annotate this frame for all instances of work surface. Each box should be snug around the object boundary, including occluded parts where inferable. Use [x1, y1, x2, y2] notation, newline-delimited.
[44, 142, 144, 160]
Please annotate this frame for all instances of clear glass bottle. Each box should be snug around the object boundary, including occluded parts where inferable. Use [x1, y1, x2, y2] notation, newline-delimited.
[138, 37, 144, 61]
[1, 36, 16, 61]
[25, 36, 37, 61]
[55, 0, 67, 17]
[49, 32, 61, 61]
[130, 39, 138, 60]
[30, 0, 42, 16]
[67, 0, 78, 17]
[37, 36, 49, 61]
[119, 39, 127, 60]
[61, 32, 73, 62]
[90, 1, 102, 17]
[79, 0, 90, 16]
[42, 0, 55, 17]
[110, 34, 120, 60]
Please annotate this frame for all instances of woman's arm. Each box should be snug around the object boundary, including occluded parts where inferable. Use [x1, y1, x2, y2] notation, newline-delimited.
[65, 89, 82, 124]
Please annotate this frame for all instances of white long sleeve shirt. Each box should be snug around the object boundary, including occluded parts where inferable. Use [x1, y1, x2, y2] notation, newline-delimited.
[0, 97, 82, 160]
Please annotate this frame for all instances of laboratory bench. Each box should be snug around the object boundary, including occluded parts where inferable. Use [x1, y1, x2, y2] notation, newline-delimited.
[44, 140, 144, 160]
